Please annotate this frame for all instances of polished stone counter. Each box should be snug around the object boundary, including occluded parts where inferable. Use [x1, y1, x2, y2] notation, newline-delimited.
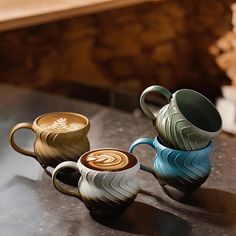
[0, 84, 235, 235]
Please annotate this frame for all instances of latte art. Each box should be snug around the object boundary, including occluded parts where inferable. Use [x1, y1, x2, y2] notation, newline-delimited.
[40, 117, 85, 132]
[81, 150, 137, 171]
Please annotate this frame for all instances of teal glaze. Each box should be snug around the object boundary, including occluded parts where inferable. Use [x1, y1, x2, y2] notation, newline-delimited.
[129, 137, 212, 195]
[140, 85, 222, 151]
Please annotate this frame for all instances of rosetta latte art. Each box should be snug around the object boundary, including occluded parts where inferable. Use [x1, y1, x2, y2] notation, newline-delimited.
[85, 150, 129, 171]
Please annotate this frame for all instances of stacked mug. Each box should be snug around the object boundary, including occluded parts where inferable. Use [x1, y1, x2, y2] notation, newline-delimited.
[129, 85, 222, 198]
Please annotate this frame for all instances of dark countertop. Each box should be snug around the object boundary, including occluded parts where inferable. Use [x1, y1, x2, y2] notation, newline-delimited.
[0, 84, 235, 236]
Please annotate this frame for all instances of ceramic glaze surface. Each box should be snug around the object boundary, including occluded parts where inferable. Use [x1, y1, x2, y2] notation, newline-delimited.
[10, 112, 90, 168]
[152, 138, 212, 194]
[52, 149, 140, 216]
[78, 163, 139, 214]
[140, 85, 222, 150]
[155, 103, 211, 150]
[129, 137, 212, 195]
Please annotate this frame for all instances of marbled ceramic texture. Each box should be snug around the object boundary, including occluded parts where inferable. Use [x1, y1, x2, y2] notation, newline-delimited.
[10, 112, 90, 169]
[33, 121, 90, 168]
[152, 138, 212, 194]
[155, 102, 212, 151]
[140, 85, 222, 151]
[77, 160, 139, 215]
[129, 137, 212, 195]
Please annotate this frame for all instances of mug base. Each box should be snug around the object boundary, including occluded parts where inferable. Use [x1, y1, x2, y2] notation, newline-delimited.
[85, 197, 135, 218]
[162, 185, 194, 202]
[90, 209, 125, 218]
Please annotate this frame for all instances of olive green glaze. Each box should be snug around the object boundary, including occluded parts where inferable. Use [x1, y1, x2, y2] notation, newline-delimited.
[140, 85, 222, 150]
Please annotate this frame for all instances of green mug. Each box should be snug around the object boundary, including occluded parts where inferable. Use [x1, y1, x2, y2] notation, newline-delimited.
[140, 85, 222, 150]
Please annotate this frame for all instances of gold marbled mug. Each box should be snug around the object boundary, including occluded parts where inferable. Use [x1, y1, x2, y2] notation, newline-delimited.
[10, 112, 90, 168]
[52, 148, 140, 216]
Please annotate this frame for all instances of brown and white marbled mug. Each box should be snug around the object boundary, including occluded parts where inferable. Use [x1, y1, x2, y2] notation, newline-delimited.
[10, 112, 90, 168]
[52, 148, 140, 216]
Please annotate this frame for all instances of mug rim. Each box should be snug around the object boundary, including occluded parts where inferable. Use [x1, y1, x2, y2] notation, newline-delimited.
[173, 89, 222, 134]
[154, 136, 213, 153]
[77, 148, 140, 173]
[33, 111, 90, 133]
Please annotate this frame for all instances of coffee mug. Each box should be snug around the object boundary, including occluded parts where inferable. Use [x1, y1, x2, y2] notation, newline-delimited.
[52, 148, 140, 216]
[140, 85, 222, 150]
[129, 137, 212, 196]
[10, 112, 90, 168]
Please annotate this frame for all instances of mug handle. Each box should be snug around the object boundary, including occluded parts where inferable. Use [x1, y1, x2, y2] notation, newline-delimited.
[129, 137, 164, 185]
[52, 161, 81, 198]
[140, 85, 173, 122]
[9, 122, 36, 158]
[129, 138, 156, 175]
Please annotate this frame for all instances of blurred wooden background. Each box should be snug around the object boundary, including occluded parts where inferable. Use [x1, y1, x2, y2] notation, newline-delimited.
[0, 0, 234, 110]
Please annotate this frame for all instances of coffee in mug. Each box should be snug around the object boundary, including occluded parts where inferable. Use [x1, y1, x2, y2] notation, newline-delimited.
[52, 148, 140, 216]
[10, 112, 90, 168]
[81, 149, 137, 171]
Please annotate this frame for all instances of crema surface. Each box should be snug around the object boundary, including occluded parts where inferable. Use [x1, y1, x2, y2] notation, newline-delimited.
[81, 149, 137, 171]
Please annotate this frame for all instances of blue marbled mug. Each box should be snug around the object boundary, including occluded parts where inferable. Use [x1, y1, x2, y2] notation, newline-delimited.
[129, 137, 213, 196]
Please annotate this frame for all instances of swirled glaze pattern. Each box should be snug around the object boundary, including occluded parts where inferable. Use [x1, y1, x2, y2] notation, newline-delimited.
[33, 116, 90, 168]
[83, 150, 131, 171]
[78, 157, 139, 216]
